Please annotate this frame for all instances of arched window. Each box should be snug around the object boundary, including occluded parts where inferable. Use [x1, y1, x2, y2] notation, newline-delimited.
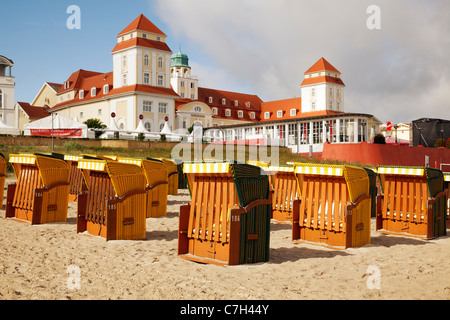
[225, 109, 231, 117]
[145, 122, 151, 131]
[91, 87, 97, 97]
[194, 106, 202, 113]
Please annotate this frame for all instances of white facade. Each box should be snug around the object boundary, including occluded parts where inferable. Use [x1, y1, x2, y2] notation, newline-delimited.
[0, 56, 15, 127]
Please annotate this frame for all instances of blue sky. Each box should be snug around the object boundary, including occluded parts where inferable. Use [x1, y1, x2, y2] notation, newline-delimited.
[2, 1, 450, 124]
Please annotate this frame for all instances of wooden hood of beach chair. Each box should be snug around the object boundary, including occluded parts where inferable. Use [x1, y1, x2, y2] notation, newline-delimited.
[64, 155, 87, 201]
[6, 154, 70, 225]
[376, 166, 447, 239]
[178, 162, 272, 266]
[160, 158, 179, 195]
[292, 163, 371, 249]
[77, 159, 147, 241]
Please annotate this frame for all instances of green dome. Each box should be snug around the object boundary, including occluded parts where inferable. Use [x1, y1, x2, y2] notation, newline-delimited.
[171, 49, 190, 68]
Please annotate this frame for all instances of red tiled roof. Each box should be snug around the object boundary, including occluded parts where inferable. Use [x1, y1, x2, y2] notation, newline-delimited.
[57, 69, 103, 95]
[301, 76, 345, 87]
[305, 57, 341, 74]
[17, 102, 50, 119]
[51, 71, 179, 111]
[260, 98, 302, 121]
[111, 37, 172, 54]
[117, 14, 167, 37]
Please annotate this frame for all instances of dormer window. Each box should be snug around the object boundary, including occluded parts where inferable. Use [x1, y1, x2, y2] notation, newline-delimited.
[250, 112, 255, 119]
[225, 109, 231, 117]
[208, 97, 213, 104]
[212, 107, 218, 115]
[290, 109, 296, 116]
[246, 102, 251, 108]
[277, 110, 283, 118]
[235, 100, 238, 107]
[222, 98, 226, 105]
[156, 36, 161, 42]
[91, 87, 97, 97]
[79, 90, 84, 99]
[238, 111, 244, 118]
[264, 112, 270, 119]
[142, 33, 147, 39]
[103, 85, 109, 94]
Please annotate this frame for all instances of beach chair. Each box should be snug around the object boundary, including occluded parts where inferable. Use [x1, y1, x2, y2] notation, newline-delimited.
[64, 155, 88, 203]
[159, 158, 179, 195]
[6, 154, 70, 225]
[292, 163, 372, 249]
[178, 162, 272, 266]
[117, 157, 168, 218]
[76, 158, 147, 241]
[248, 161, 298, 223]
[376, 166, 447, 239]
[364, 168, 378, 218]
[445, 173, 450, 229]
[0, 153, 6, 208]
[177, 163, 188, 190]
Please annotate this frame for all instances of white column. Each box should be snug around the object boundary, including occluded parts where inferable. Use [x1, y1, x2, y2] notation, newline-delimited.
[354, 118, 358, 143]
[309, 121, 314, 145]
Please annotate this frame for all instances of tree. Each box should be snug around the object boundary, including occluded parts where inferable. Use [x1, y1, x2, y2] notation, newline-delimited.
[83, 118, 106, 139]
[435, 138, 445, 148]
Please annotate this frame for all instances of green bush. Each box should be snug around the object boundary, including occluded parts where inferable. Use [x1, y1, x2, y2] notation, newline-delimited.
[373, 134, 386, 144]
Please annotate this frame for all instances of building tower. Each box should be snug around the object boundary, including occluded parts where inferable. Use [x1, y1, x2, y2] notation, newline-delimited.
[300, 57, 345, 113]
[0, 55, 15, 126]
[170, 49, 198, 100]
[112, 14, 173, 89]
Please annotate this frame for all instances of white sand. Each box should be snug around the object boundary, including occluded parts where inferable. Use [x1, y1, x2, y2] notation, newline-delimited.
[1, 175, 449, 300]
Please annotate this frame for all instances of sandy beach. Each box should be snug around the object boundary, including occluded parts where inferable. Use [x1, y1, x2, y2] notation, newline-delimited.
[0, 175, 449, 301]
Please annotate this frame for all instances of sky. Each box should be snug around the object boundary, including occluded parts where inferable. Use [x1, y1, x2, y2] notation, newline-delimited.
[1, 0, 449, 124]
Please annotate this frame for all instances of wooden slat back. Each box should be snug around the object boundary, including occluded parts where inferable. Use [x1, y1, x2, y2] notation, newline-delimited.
[272, 172, 298, 213]
[13, 165, 43, 211]
[187, 173, 237, 243]
[69, 161, 85, 195]
[298, 174, 348, 232]
[86, 171, 114, 224]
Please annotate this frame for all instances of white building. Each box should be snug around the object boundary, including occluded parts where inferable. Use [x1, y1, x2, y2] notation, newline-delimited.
[0, 55, 16, 127]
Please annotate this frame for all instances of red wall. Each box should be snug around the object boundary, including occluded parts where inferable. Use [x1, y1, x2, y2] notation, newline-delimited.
[320, 142, 450, 169]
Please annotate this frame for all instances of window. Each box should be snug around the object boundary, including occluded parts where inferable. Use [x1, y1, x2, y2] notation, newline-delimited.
[329, 88, 333, 97]
[337, 102, 340, 111]
[122, 74, 127, 86]
[264, 112, 270, 119]
[182, 120, 187, 129]
[103, 85, 109, 94]
[79, 90, 84, 99]
[158, 103, 167, 114]
[312, 121, 323, 144]
[208, 97, 213, 103]
[238, 111, 244, 118]
[98, 109, 102, 116]
[337, 88, 340, 98]
[144, 54, 149, 66]
[300, 123, 310, 144]
[180, 81, 185, 87]
[180, 93, 185, 98]
[290, 109, 296, 117]
[194, 106, 202, 113]
[312, 88, 315, 97]
[212, 108, 218, 115]
[142, 33, 147, 39]
[121, 36, 124, 42]
[277, 111, 283, 118]
[143, 101, 152, 112]
[246, 102, 251, 108]
[225, 109, 231, 117]
[145, 122, 151, 131]
[144, 73, 150, 84]
[312, 102, 316, 110]
[123, 54, 127, 67]
[158, 57, 163, 69]
[130, 34, 133, 39]
[91, 87, 96, 97]
[190, 94, 195, 100]
[250, 112, 255, 119]
[222, 98, 226, 105]
[329, 101, 333, 109]
[157, 75, 164, 86]
[79, 112, 84, 118]
[190, 83, 195, 89]
[235, 100, 239, 107]
[156, 36, 161, 42]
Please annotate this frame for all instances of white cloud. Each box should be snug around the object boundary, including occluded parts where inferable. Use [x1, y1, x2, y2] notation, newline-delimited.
[153, 0, 450, 123]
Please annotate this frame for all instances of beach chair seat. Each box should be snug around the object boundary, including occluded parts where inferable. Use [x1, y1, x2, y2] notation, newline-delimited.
[118, 157, 168, 218]
[292, 163, 372, 249]
[6, 154, 70, 225]
[376, 166, 447, 239]
[178, 162, 272, 266]
[76, 158, 147, 241]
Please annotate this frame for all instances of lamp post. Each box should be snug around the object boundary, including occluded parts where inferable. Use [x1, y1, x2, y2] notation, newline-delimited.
[51, 113, 57, 152]
[361, 122, 367, 142]
[441, 129, 444, 147]
[394, 124, 399, 144]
